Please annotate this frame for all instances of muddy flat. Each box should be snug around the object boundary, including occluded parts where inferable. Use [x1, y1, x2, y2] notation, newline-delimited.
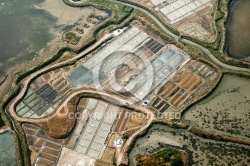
[183, 74, 250, 139]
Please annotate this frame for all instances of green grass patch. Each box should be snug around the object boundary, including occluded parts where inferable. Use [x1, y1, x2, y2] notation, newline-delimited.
[85, 0, 133, 21]
[64, 31, 80, 45]
[153, 148, 179, 159]
[171, 156, 183, 166]
[136, 148, 185, 166]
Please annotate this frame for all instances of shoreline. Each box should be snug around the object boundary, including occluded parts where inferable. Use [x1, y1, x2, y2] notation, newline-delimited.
[0, 0, 112, 102]
[0, 29, 64, 103]
[0, 74, 7, 86]
[0, 66, 21, 102]
[0, 0, 249, 166]
[0, 126, 10, 134]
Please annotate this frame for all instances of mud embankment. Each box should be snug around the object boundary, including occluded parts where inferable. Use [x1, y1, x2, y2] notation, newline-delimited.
[0, 126, 10, 134]
[0, 75, 8, 87]
[189, 126, 250, 146]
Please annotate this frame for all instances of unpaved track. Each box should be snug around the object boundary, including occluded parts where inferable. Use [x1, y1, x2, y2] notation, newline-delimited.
[115, 0, 250, 72]
[9, 1, 249, 164]
[8, 34, 112, 123]
[116, 108, 154, 165]
[7, 28, 155, 166]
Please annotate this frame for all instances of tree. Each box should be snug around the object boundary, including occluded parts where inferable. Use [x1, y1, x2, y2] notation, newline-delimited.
[170, 157, 183, 166]
[119, 164, 127, 166]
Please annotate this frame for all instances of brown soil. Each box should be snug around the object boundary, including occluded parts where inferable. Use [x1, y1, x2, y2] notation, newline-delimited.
[101, 147, 116, 163]
[95, 160, 110, 166]
[189, 126, 250, 146]
[169, 93, 181, 105]
[126, 122, 140, 129]
[43, 104, 76, 138]
[160, 82, 177, 96]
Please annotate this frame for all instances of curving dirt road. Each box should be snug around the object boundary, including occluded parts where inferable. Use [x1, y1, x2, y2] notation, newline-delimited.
[5, 1, 250, 166]
[7, 34, 112, 123]
[116, 107, 155, 165]
[114, 0, 250, 72]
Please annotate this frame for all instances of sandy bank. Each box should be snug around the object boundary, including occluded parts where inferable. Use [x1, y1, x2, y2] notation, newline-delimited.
[0, 126, 9, 134]
[37, 0, 87, 25]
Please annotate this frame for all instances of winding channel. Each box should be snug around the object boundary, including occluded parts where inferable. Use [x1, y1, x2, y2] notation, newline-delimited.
[114, 0, 250, 72]
[3, 1, 250, 165]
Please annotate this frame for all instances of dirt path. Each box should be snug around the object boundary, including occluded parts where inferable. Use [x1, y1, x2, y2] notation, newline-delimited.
[116, 107, 154, 165]
[7, 34, 112, 123]
[44, 87, 155, 165]
[115, 0, 250, 72]
[0, 126, 10, 134]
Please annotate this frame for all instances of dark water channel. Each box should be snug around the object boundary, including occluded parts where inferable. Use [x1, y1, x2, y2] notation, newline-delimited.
[226, 0, 250, 59]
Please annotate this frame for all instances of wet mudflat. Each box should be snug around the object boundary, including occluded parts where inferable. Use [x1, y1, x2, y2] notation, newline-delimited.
[0, 0, 105, 76]
[226, 0, 250, 59]
[183, 74, 250, 139]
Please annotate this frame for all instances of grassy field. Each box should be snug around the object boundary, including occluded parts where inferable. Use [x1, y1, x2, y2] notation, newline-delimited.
[136, 148, 185, 166]
[64, 31, 81, 45]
